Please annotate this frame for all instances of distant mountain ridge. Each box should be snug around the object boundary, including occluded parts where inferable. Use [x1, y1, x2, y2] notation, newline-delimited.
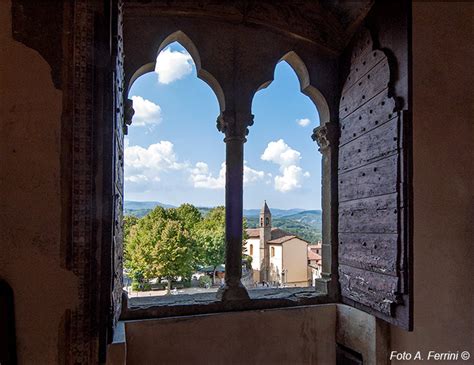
[124, 200, 319, 218]
[124, 200, 322, 243]
[241, 208, 306, 218]
[125, 200, 175, 210]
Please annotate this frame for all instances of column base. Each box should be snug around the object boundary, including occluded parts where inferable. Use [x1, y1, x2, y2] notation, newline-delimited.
[315, 277, 330, 294]
[216, 282, 250, 301]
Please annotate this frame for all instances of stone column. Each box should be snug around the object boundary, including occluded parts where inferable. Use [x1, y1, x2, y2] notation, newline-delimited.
[216, 110, 253, 301]
[312, 121, 339, 299]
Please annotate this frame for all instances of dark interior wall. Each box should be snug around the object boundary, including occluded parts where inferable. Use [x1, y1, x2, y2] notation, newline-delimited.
[0, 1, 78, 363]
[390, 2, 473, 362]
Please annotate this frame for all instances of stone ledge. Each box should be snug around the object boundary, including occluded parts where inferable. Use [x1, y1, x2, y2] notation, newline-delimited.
[128, 287, 322, 307]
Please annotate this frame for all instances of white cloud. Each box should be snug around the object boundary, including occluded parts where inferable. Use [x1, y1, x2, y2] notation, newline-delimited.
[261, 139, 310, 192]
[125, 141, 187, 186]
[296, 118, 311, 127]
[190, 161, 265, 189]
[275, 165, 305, 192]
[244, 164, 265, 184]
[125, 174, 149, 183]
[130, 96, 162, 127]
[261, 139, 301, 166]
[155, 48, 194, 84]
[190, 162, 225, 189]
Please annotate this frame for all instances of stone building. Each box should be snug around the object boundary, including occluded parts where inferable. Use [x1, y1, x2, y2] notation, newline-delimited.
[245, 201, 309, 287]
[308, 241, 323, 285]
[0, 1, 472, 364]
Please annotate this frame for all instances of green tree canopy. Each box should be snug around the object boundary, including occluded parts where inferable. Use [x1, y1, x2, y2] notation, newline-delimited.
[168, 203, 202, 231]
[124, 203, 249, 291]
[124, 206, 170, 282]
[194, 206, 226, 280]
[154, 220, 195, 293]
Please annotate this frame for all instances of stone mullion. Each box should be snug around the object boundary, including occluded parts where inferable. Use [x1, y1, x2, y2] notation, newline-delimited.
[216, 111, 253, 301]
[312, 121, 340, 299]
[224, 139, 244, 286]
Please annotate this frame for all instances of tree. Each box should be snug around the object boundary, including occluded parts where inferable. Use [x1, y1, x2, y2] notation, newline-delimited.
[123, 206, 169, 286]
[123, 215, 138, 237]
[124, 203, 249, 291]
[169, 203, 202, 231]
[154, 220, 195, 294]
[194, 206, 226, 284]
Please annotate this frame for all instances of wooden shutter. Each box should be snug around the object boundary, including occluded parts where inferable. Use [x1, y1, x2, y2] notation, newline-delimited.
[338, 28, 412, 329]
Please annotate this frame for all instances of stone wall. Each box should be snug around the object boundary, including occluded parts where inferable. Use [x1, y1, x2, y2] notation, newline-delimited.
[0, 1, 78, 363]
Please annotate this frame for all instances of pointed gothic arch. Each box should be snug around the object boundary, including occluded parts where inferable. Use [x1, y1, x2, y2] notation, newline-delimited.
[127, 30, 225, 112]
[254, 51, 330, 126]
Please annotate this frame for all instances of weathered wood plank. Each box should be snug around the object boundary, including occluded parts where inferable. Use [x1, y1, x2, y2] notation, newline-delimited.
[339, 155, 398, 202]
[339, 193, 399, 234]
[339, 60, 390, 119]
[339, 118, 398, 172]
[339, 233, 398, 276]
[340, 91, 396, 146]
[339, 264, 398, 315]
[343, 50, 386, 93]
[398, 111, 410, 295]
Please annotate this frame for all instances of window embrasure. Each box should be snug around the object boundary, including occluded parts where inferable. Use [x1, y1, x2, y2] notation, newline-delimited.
[119, 32, 338, 319]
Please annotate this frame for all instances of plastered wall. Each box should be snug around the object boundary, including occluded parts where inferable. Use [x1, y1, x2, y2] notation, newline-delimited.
[390, 2, 473, 364]
[0, 1, 78, 364]
[125, 305, 336, 365]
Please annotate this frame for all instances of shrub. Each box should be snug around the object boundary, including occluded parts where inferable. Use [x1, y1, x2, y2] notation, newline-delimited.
[198, 275, 212, 288]
[131, 280, 151, 291]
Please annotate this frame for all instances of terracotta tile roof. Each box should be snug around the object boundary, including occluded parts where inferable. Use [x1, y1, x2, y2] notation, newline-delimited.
[270, 227, 293, 240]
[307, 249, 321, 261]
[246, 227, 307, 245]
[267, 235, 296, 244]
[246, 228, 260, 238]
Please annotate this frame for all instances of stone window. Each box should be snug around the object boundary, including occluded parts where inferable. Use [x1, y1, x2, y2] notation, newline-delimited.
[113, 1, 412, 332]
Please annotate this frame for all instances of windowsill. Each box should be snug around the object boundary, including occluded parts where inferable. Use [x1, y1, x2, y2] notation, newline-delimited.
[121, 287, 333, 321]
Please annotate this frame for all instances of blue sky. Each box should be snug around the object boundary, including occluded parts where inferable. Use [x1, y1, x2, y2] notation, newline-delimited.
[125, 43, 321, 210]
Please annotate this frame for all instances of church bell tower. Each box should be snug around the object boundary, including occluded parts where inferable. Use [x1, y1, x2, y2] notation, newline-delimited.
[259, 200, 272, 282]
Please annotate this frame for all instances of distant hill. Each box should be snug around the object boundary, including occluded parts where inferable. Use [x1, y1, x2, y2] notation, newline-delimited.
[242, 208, 305, 218]
[124, 201, 322, 243]
[245, 210, 322, 243]
[124, 200, 175, 217]
[278, 210, 322, 226]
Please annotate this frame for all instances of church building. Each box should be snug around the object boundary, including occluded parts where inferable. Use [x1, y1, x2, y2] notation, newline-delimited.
[245, 201, 309, 287]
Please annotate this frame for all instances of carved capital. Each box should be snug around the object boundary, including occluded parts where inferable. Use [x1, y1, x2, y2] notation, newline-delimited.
[217, 110, 254, 142]
[124, 98, 134, 126]
[312, 121, 339, 151]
